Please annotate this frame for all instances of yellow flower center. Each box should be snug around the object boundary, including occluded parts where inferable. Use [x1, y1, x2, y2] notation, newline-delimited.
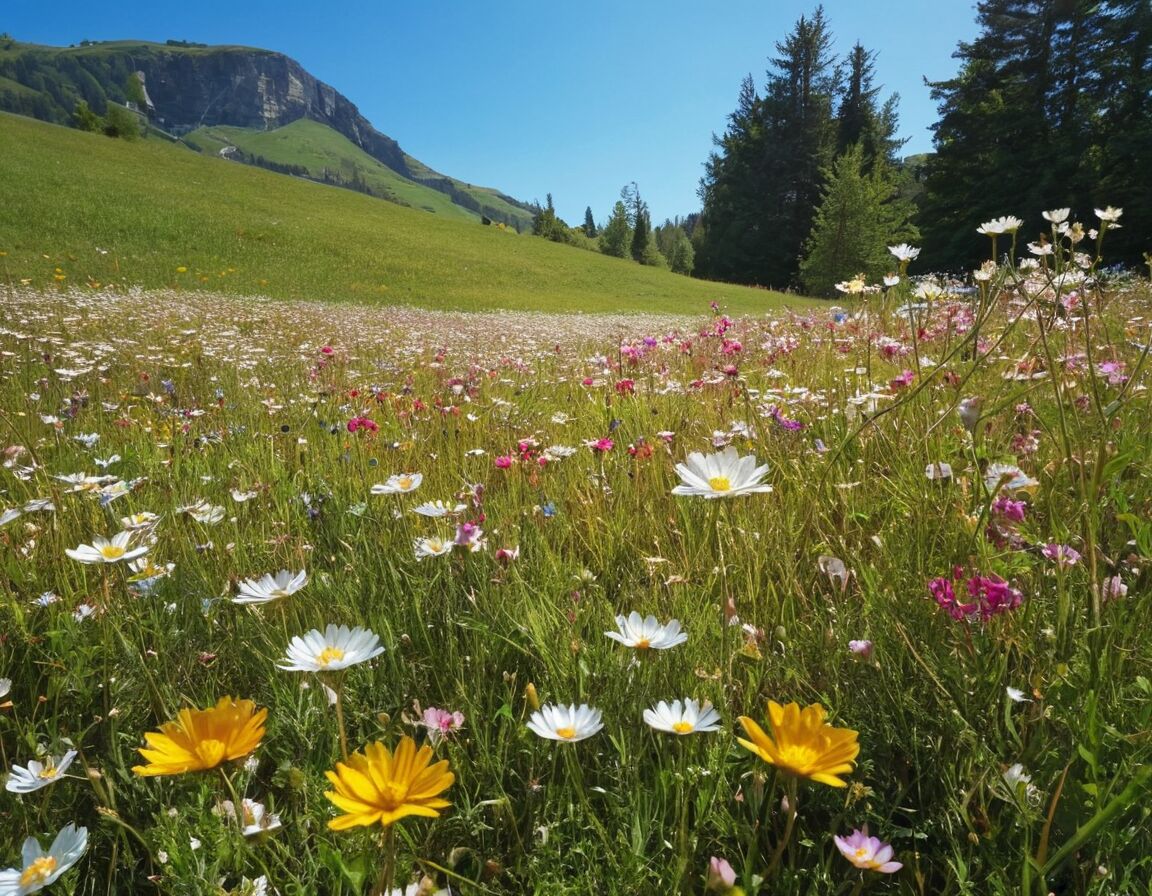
[193, 738, 227, 768]
[555, 726, 577, 739]
[672, 721, 693, 734]
[378, 780, 408, 811]
[633, 637, 651, 649]
[775, 743, 821, 774]
[100, 545, 126, 560]
[397, 477, 413, 490]
[316, 646, 346, 668]
[37, 764, 61, 779]
[20, 856, 58, 887]
[708, 476, 732, 492]
[855, 847, 870, 860]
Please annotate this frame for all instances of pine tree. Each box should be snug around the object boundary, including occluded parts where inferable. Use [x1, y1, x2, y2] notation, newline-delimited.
[918, 0, 1150, 269]
[599, 201, 632, 258]
[583, 206, 597, 238]
[698, 7, 840, 288]
[799, 143, 918, 296]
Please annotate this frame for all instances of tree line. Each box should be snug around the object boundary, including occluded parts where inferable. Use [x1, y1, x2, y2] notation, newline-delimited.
[535, 2, 1149, 291]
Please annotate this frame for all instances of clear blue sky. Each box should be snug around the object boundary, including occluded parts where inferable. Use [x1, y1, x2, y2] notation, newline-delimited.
[5, 0, 979, 227]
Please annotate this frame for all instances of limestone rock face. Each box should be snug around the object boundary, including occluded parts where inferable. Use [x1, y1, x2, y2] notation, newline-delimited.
[138, 47, 409, 175]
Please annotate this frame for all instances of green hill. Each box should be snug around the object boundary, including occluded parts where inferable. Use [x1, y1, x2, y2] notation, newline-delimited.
[0, 37, 538, 230]
[0, 112, 802, 314]
[184, 120, 479, 222]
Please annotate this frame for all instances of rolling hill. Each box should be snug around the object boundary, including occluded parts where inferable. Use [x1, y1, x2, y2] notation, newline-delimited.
[0, 36, 537, 229]
[0, 112, 801, 315]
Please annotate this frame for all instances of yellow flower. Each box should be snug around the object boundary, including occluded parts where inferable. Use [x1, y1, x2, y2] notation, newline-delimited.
[325, 736, 453, 830]
[132, 697, 267, 777]
[737, 701, 859, 787]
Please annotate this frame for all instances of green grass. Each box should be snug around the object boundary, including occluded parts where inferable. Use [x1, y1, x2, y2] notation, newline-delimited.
[184, 120, 480, 222]
[0, 112, 800, 314]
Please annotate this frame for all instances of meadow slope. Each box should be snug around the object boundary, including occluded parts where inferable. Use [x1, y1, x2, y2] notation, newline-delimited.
[0, 113, 803, 315]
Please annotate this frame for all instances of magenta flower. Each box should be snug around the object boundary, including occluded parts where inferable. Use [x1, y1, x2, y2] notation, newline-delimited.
[930, 571, 1022, 621]
[833, 826, 903, 873]
[991, 496, 1027, 523]
[494, 455, 514, 469]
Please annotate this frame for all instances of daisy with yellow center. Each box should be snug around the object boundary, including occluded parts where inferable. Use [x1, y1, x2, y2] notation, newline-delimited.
[5, 750, 78, 793]
[132, 697, 267, 777]
[0, 823, 87, 894]
[737, 701, 860, 787]
[643, 699, 722, 735]
[671, 446, 772, 499]
[64, 530, 149, 565]
[325, 736, 453, 830]
[277, 624, 384, 673]
[526, 703, 604, 742]
[605, 612, 688, 651]
[371, 472, 423, 496]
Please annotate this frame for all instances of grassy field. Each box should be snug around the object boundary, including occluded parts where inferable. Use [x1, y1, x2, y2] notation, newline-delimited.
[0, 204, 1149, 894]
[183, 120, 480, 222]
[0, 112, 798, 315]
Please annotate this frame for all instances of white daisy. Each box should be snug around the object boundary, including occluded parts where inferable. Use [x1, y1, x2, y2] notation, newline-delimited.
[218, 799, 283, 838]
[413, 536, 454, 561]
[278, 624, 384, 672]
[0, 823, 88, 895]
[233, 569, 308, 605]
[977, 215, 1023, 235]
[64, 531, 149, 564]
[371, 473, 423, 496]
[119, 511, 160, 530]
[411, 500, 466, 518]
[5, 751, 78, 794]
[671, 447, 772, 499]
[526, 703, 603, 742]
[643, 699, 721, 735]
[984, 463, 1039, 494]
[605, 612, 687, 650]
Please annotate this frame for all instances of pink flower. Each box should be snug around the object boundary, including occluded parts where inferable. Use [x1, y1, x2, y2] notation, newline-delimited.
[588, 437, 613, 453]
[833, 826, 903, 873]
[1042, 543, 1081, 569]
[417, 706, 465, 745]
[454, 522, 485, 552]
[494, 455, 514, 469]
[848, 639, 874, 660]
[705, 856, 736, 891]
[495, 546, 519, 565]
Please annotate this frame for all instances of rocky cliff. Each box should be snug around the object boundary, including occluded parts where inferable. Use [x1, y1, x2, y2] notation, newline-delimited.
[132, 46, 410, 175]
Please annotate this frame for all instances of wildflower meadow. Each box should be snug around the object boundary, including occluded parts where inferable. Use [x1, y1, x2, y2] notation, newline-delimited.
[1, 212, 1151, 895]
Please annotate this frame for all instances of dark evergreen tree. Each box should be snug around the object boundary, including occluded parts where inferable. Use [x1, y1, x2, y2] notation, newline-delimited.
[919, 0, 1150, 269]
[835, 43, 905, 171]
[582, 206, 597, 238]
[697, 7, 840, 288]
[799, 143, 918, 296]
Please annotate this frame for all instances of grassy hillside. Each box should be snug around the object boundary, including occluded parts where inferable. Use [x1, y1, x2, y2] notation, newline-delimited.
[0, 112, 802, 314]
[0, 37, 537, 230]
[184, 120, 479, 222]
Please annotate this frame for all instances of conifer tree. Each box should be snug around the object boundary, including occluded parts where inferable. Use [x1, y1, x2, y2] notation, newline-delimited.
[799, 143, 918, 296]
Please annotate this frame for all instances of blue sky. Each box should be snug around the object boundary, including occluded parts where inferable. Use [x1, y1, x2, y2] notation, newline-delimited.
[5, 1, 979, 227]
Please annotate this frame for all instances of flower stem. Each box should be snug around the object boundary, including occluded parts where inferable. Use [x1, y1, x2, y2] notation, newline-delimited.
[331, 674, 349, 763]
[765, 776, 798, 878]
[373, 825, 397, 896]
